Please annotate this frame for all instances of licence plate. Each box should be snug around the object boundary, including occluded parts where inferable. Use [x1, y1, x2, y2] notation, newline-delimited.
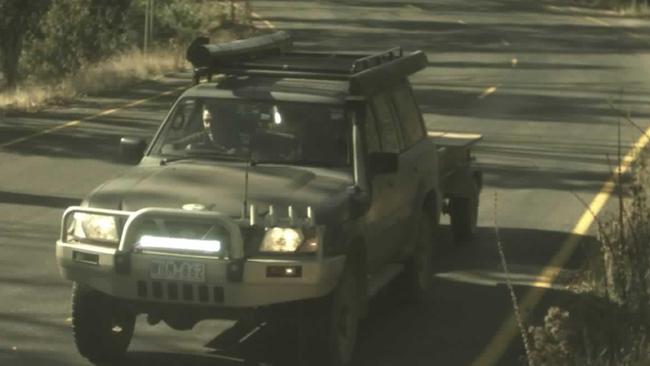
[150, 260, 205, 283]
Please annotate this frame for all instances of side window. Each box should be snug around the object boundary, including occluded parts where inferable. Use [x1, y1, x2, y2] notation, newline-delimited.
[371, 93, 402, 153]
[364, 104, 381, 153]
[392, 82, 425, 147]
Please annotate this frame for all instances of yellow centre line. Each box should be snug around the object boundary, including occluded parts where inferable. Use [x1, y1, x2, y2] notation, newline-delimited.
[585, 16, 611, 27]
[585, 16, 643, 39]
[471, 123, 650, 366]
[251, 11, 276, 30]
[0, 86, 185, 149]
[479, 86, 498, 99]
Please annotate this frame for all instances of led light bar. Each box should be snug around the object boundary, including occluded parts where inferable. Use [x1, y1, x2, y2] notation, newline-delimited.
[137, 235, 221, 254]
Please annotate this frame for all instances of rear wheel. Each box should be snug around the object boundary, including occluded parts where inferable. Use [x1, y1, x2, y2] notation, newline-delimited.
[450, 180, 479, 243]
[71, 283, 135, 364]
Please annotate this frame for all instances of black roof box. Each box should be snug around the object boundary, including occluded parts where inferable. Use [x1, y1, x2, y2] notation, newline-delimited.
[186, 31, 293, 68]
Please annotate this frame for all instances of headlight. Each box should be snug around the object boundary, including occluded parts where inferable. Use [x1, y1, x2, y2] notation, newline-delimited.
[71, 213, 119, 243]
[259, 227, 319, 253]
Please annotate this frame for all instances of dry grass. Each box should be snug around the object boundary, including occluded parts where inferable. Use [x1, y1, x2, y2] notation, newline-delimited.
[0, 49, 187, 111]
[526, 113, 650, 365]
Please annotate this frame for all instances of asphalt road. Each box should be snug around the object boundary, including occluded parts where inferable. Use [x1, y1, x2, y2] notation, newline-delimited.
[2, 0, 650, 365]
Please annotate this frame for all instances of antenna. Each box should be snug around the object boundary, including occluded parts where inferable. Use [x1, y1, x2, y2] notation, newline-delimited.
[242, 160, 250, 220]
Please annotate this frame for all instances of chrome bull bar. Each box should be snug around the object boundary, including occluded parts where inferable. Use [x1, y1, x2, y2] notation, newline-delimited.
[61, 207, 245, 259]
[60, 204, 320, 259]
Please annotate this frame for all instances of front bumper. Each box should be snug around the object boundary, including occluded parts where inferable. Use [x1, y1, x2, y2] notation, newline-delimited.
[56, 241, 344, 307]
[56, 207, 345, 308]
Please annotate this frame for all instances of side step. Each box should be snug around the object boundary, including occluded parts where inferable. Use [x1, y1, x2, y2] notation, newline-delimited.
[367, 263, 404, 298]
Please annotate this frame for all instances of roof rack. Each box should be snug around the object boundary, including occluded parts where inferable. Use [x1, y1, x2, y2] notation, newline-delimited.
[186, 31, 428, 94]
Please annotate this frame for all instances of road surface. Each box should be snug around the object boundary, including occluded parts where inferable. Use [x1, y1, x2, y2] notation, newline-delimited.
[2, 0, 650, 365]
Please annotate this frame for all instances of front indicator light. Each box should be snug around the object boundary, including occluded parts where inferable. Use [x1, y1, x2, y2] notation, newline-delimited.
[266, 265, 302, 278]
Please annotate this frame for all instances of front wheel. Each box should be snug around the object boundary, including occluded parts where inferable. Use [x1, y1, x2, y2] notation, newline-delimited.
[71, 283, 135, 364]
[268, 264, 360, 366]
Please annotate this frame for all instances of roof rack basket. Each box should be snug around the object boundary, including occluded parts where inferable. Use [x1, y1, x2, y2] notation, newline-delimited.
[186, 31, 428, 93]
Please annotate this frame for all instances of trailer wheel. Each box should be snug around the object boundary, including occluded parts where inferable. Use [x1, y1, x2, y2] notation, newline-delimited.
[449, 180, 479, 243]
[71, 283, 135, 364]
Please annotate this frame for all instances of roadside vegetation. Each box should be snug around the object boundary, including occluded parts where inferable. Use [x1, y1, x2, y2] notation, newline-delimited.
[523, 132, 650, 364]
[0, 0, 255, 111]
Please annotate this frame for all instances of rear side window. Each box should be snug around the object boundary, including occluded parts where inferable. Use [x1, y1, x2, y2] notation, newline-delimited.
[371, 93, 402, 153]
[392, 82, 425, 147]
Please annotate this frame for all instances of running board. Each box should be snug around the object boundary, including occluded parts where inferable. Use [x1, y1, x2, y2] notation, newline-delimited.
[367, 263, 404, 298]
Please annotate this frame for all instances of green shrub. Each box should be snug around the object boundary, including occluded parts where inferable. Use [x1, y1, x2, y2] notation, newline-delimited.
[17, 0, 248, 84]
[21, 0, 132, 80]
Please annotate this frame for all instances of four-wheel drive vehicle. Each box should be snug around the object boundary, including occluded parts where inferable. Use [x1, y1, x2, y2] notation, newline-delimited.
[55, 31, 482, 366]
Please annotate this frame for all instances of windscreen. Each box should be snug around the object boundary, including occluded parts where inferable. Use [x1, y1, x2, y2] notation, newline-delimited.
[150, 98, 351, 167]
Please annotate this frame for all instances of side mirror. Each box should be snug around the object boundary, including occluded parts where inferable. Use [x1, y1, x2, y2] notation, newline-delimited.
[368, 152, 398, 175]
[119, 137, 147, 164]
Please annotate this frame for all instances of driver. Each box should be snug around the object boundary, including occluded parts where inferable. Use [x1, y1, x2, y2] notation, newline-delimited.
[174, 107, 221, 150]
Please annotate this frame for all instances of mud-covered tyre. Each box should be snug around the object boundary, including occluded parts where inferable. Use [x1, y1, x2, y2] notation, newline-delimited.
[397, 213, 433, 302]
[450, 181, 479, 243]
[71, 283, 135, 364]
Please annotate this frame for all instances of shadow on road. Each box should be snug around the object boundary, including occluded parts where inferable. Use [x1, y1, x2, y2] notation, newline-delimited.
[122, 351, 244, 366]
[0, 191, 80, 209]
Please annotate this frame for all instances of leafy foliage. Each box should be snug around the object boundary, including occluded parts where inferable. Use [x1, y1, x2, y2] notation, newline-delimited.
[23, 0, 132, 79]
[0, 0, 49, 88]
[5, 0, 251, 88]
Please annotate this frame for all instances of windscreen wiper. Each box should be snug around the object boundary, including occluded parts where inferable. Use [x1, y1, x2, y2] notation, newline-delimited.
[160, 153, 248, 166]
[249, 159, 341, 168]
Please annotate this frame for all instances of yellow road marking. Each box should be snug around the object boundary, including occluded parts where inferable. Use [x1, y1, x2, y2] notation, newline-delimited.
[585, 16, 611, 27]
[479, 86, 498, 99]
[584, 15, 642, 38]
[626, 32, 643, 39]
[251, 11, 276, 30]
[0, 86, 185, 149]
[471, 122, 650, 366]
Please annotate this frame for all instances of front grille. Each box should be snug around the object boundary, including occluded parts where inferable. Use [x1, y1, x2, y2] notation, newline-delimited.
[137, 281, 224, 304]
